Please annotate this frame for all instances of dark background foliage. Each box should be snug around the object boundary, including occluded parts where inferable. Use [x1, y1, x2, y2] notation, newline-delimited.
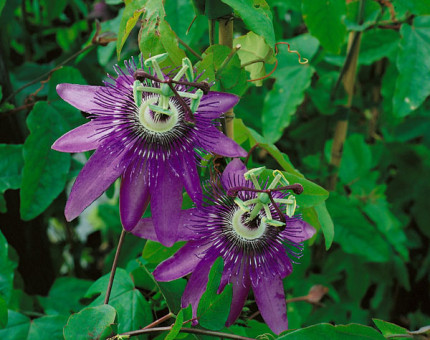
[0, 0, 429, 339]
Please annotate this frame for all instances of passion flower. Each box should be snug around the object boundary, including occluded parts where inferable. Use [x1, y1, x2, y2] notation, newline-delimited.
[52, 54, 246, 246]
[132, 159, 315, 333]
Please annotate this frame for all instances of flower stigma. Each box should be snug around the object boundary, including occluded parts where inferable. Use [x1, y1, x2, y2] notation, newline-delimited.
[228, 168, 304, 230]
[232, 209, 267, 240]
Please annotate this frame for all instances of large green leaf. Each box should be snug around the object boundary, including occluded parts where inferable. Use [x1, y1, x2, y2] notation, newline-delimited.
[363, 200, 408, 261]
[0, 231, 17, 303]
[393, 0, 430, 16]
[302, 0, 347, 54]
[0, 144, 24, 194]
[220, 0, 275, 48]
[393, 16, 430, 117]
[0, 295, 6, 329]
[20, 101, 71, 220]
[338, 134, 372, 184]
[197, 258, 232, 331]
[63, 305, 117, 340]
[262, 65, 314, 143]
[85, 268, 152, 333]
[196, 45, 248, 95]
[120, 0, 185, 66]
[327, 194, 391, 263]
[234, 31, 276, 86]
[278, 323, 386, 339]
[314, 202, 334, 250]
[38, 277, 93, 315]
[234, 119, 301, 176]
[373, 319, 409, 338]
[358, 29, 400, 65]
[117, 0, 146, 59]
[0, 311, 67, 340]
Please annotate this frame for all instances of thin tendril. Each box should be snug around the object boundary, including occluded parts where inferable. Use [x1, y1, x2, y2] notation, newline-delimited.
[247, 42, 309, 83]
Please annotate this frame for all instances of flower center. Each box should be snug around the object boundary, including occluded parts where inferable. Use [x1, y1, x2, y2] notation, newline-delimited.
[138, 96, 179, 133]
[231, 209, 267, 240]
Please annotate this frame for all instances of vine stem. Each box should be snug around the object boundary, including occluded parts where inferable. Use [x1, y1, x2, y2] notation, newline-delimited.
[4, 44, 95, 104]
[218, 17, 235, 140]
[104, 229, 126, 305]
[116, 326, 256, 340]
[176, 36, 203, 61]
[328, 0, 364, 190]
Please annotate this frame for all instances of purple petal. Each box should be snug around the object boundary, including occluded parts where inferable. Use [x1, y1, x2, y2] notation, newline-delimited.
[181, 254, 218, 321]
[57, 84, 103, 113]
[201, 127, 247, 158]
[225, 273, 251, 327]
[198, 92, 239, 119]
[221, 159, 247, 190]
[130, 209, 199, 241]
[149, 162, 183, 247]
[172, 151, 202, 205]
[65, 142, 128, 221]
[252, 276, 288, 334]
[120, 165, 150, 231]
[153, 241, 211, 281]
[286, 220, 316, 243]
[52, 121, 111, 153]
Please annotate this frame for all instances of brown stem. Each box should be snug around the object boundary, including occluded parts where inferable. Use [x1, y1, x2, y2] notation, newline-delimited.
[328, 0, 364, 190]
[177, 36, 203, 61]
[116, 326, 256, 340]
[104, 230, 126, 304]
[142, 313, 173, 329]
[4, 44, 95, 104]
[218, 17, 235, 140]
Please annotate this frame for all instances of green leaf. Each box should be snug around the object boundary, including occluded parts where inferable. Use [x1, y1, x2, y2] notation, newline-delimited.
[156, 279, 187, 315]
[0, 0, 6, 17]
[373, 319, 409, 338]
[358, 29, 400, 65]
[234, 32, 276, 86]
[220, 0, 275, 48]
[165, 309, 184, 340]
[393, 16, 430, 117]
[338, 134, 372, 184]
[40, 0, 68, 22]
[0, 295, 7, 329]
[48, 67, 87, 102]
[302, 0, 347, 54]
[233, 118, 301, 176]
[0, 144, 24, 193]
[262, 65, 314, 143]
[314, 202, 334, 250]
[20, 101, 71, 220]
[38, 277, 93, 315]
[327, 194, 391, 263]
[0, 231, 17, 303]
[27, 315, 68, 340]
[64, 305, 117, 340]
[142, 240, 184, 264]
[86, 268, 152, 333]
[393, 0, 430, 16]
[197, 258, 232, 331]
[363, 200, 409, 261]
[117, 0, 146, 59]
[0, 312, 67, 340]
[278, 323, 386, 339]
[0, 311, 30, 339]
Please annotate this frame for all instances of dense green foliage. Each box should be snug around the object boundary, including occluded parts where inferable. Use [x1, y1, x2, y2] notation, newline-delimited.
[0, 0, 429, 339]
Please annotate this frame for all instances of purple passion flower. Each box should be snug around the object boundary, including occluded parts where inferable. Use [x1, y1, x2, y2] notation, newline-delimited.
[132, 159, 315, 334]
[52, 54, 246, 246]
